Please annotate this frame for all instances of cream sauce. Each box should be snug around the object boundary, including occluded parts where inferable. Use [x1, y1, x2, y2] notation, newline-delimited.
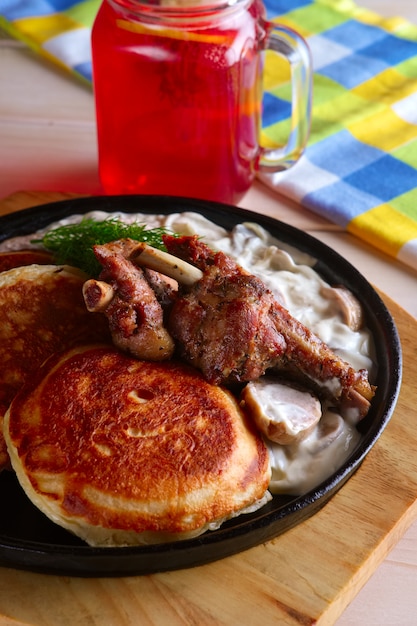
[0, 209, 376, 495]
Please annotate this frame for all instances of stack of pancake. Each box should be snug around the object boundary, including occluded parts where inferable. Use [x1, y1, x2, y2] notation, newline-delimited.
[0, 252, 111, 470]
[0, 251, 271, 546]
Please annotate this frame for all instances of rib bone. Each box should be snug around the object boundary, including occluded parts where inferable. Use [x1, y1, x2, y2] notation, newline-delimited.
[131, 243, 203, 286]
[83, 279, 115, 312]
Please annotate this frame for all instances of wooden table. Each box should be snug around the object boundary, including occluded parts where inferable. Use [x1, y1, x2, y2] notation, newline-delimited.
[1, 2, 417, 624]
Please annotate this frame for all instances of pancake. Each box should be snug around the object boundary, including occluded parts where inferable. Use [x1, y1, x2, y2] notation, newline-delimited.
[0, 264, 110, 470]
[0, 249, 54, 272]
[4, 344, 271, 546]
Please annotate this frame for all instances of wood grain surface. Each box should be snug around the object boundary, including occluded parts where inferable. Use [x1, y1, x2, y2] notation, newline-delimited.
[0, 192, 416, 626]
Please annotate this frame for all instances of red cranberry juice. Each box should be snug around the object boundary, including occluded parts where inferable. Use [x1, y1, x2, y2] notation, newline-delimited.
[92, 1, 262, 203]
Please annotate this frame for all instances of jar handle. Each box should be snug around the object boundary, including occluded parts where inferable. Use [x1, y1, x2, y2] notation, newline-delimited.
[258, 23, 312, 173]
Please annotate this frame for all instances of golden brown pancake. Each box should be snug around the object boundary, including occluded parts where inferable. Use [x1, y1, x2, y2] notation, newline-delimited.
[0, 264, 110, 470]
[4, 344, 271, 546]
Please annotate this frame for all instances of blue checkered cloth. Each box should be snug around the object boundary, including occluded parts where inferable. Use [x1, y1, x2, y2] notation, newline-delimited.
[260, 0, 417, 270]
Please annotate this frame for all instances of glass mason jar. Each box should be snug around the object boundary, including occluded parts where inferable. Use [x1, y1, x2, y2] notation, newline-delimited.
[91, 0, 312, 204]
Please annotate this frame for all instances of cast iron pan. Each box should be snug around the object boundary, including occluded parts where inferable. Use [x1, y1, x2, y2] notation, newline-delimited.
[0, 195, 402, 576]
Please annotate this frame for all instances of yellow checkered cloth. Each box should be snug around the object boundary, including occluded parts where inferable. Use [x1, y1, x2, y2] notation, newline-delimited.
[1, 0, 417, 270]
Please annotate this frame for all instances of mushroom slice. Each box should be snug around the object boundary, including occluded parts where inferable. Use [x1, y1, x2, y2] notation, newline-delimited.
[312, 410, 346, 453]
[321, 285, 364, 331]
[241, 377, 322, 445]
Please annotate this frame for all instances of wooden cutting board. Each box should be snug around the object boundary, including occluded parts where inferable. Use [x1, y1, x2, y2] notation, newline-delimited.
[1, 191, 417, 626]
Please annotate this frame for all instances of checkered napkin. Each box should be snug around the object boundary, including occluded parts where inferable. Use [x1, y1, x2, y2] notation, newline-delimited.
[261, 0, 417, 272]
[1, 0, 417, 271]
[0, 0, 96, 82]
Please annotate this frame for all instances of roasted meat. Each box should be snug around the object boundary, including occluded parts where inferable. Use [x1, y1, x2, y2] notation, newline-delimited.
[83, 235, 375, 417]
[83, 241, 175, 361]
[162, 235, 375, 416]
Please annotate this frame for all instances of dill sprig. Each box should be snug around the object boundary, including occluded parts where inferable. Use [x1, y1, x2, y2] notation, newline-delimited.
[32, 217, 172, 277]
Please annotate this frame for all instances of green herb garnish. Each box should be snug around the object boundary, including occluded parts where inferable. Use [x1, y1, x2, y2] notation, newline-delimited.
[32, 217, 172, 277]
